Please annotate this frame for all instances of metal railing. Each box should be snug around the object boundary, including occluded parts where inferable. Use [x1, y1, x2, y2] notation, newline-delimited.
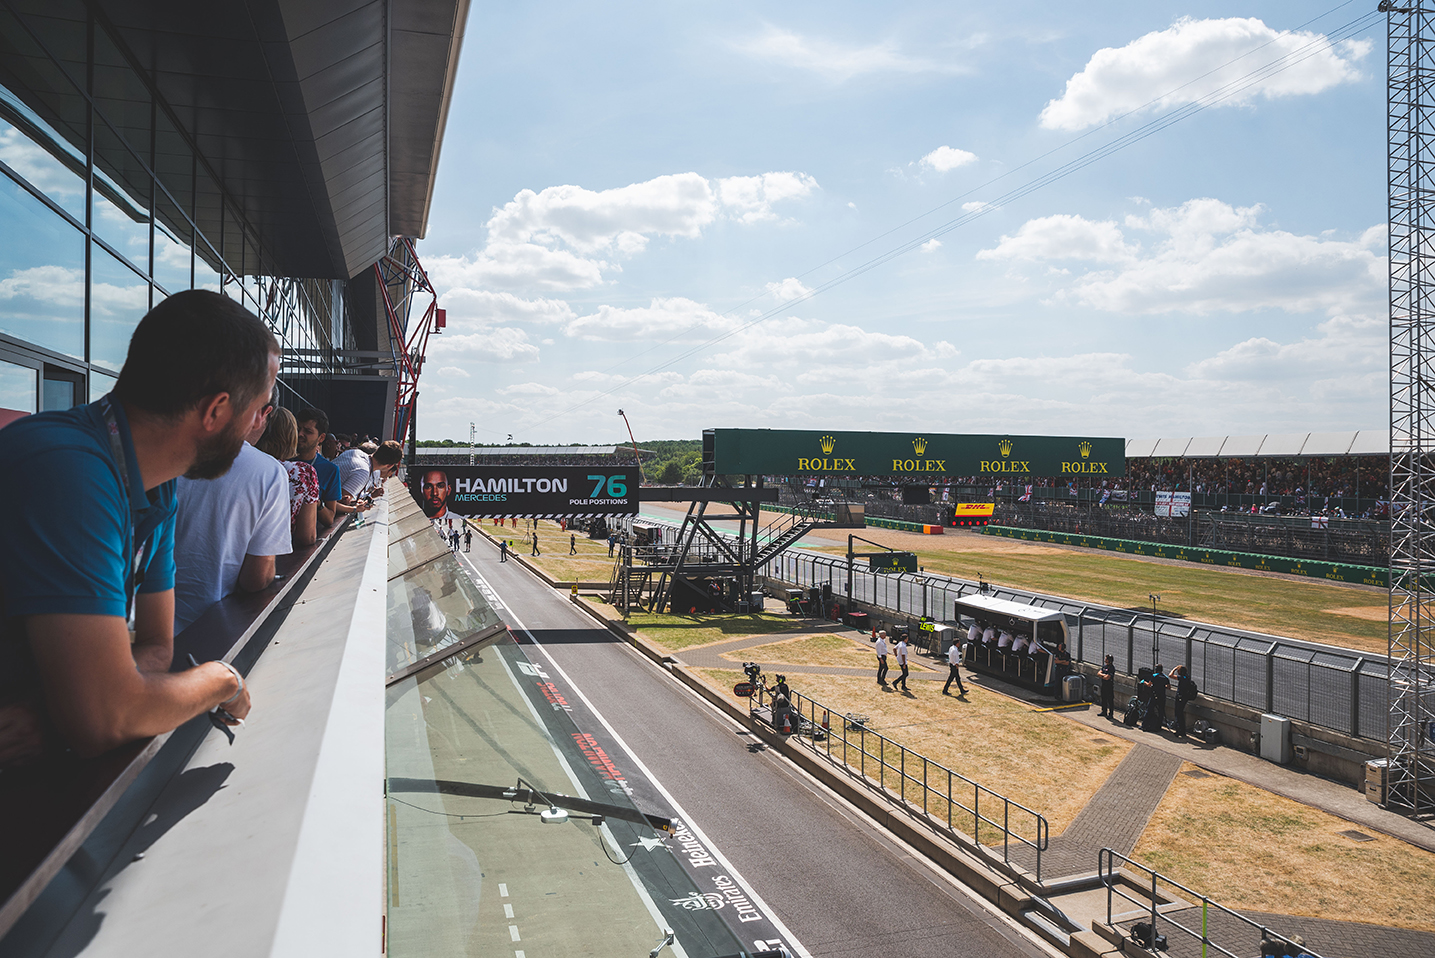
[754, 682, 1049, 882]
[1100, 849, 1322, 958]
[767, 549, 1388, 742]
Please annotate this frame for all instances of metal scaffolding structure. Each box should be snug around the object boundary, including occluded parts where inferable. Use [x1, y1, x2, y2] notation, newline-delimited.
[1385, 0, 1435, 816]
[374, 237, 445, 447]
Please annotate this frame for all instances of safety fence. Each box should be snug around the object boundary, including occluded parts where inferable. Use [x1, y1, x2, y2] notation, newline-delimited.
[983, 525, 1387, 588]
[767, 550, 1389, 742]
[1099, 849, 1322, 958]
[755, 682, 1049, 882]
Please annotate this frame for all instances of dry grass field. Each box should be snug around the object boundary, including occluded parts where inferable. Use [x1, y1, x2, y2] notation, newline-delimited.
[724, 632, 936, 672]
[633, 501, 1388, 653]
[694, 666, 1129, 839]
[1133, 763, 1435, 932]
[797, 527, 1388, 654]
[468, 518, 619, 583]
[617, 609, 802, 651]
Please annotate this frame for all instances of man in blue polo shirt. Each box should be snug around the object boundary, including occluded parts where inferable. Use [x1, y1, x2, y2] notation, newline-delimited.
[294, 406, 367, 528]
[0, 290, 278, 765]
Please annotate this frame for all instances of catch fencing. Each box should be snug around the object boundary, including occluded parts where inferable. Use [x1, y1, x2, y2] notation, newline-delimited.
[768, 550, 1388, 742]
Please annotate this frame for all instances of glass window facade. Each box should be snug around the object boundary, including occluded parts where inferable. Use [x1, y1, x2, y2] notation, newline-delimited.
[0, 4, 355, 408]
[0, 357, 37, 414]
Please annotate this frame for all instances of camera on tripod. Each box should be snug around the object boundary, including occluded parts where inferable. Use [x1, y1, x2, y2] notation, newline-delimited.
[742, 662, 763, 685]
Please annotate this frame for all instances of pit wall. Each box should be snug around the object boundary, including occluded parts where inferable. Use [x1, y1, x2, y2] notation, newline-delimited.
[983, 524, 1387, 588]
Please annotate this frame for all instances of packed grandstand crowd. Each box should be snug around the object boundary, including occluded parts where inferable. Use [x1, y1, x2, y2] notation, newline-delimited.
[1122, 455, 1389, 500]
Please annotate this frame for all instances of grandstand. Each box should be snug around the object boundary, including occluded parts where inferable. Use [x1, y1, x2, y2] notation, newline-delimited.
[1123, 430, 1390, 514]
[413, 444, 656, 466]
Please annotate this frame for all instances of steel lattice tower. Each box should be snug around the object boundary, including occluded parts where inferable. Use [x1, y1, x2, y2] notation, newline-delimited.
[1386, 0, 1435, 817]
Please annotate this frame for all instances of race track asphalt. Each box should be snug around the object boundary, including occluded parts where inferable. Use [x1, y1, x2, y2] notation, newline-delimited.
[455, 537, 1056, 958]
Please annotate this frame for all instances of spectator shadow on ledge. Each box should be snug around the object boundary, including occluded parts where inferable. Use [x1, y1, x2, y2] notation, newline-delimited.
[44, 762, 235, 958]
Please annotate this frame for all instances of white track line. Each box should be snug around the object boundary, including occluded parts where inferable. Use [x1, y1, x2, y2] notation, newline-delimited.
[466, 561, 810, 958]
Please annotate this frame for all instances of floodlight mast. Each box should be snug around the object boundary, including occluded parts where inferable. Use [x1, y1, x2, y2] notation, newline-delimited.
[1386, 0, 1435, 816]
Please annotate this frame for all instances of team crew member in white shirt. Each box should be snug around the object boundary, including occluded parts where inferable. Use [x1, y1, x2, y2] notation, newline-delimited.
[893, 635, 911, 691]
[172, 394, 292, 633]
[998, 630, 1014, 651]
[874, 631, 890, 686]
[982, 625, 996, 645]
[943, 636, 968, 695]
[968, 621, 981, 648]
[1012, 633, 1030, 655]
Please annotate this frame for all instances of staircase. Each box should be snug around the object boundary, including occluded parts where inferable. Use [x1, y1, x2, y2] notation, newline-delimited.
[608, 553, 652, 612]
[751, 508, 819, 568]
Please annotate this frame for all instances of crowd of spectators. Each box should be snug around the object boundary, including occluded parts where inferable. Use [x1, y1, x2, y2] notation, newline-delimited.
[1123, 456, 1388, 501]
[0, 289, 404, 769]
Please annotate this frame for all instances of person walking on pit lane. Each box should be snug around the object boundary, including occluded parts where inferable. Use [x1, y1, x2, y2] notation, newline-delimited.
[893, 634, 910, 692]
[463, 528, 472, 553]
[569, 533, 577, 555]
[1097, 655, 1116, 718]
[531, 530, 541, 556]
[499, 539, 509, 562]
[943, 637, 967, 696]
[874, 631, 890, 686]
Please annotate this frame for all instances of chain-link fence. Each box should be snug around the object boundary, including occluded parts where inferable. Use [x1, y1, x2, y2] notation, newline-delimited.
[767, 551, 1386, 741]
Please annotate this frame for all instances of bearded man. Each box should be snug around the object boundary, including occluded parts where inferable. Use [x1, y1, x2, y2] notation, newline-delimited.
[0, 291, 275, 765]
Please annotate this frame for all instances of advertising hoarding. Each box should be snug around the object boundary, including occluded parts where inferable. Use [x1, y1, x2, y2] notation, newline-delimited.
[710, 429, 1124, 478]
[410, 465, 639, 518]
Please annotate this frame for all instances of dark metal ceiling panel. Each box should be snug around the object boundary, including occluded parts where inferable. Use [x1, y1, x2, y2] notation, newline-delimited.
[3, 0, 465, 277]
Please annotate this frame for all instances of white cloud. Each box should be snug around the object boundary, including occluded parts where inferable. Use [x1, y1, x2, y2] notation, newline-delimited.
[1040, 17, 1369, 131]
[738, 27, 967, 81]
[765, 277, 812, 301]
[961, 201, 990, 213]
[979, 198, 1384, 316]
[920, 146, 977, 173]
[978, 214, 1133, 264]
[486, 174, 718, 255]
[431, 170, 818, 293]
[437, 366, 470, 378]
[437, 288, 576, 326]
[564, 297, 740, 341]
[716, 172, 820, 224]
[427, 326, 541, 363]
[0, 265, 85, 305]
[920, 239, 942, 253]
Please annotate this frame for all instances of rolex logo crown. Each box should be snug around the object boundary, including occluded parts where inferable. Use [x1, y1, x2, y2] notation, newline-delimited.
[819, 434, 836, 455]
[998, 438, 1013, 458]
[912, 437, 927, 457]
[1079, 441, 1092, 459]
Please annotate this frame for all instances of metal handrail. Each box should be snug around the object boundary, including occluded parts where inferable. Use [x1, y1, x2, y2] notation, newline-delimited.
[1099, 848, 1322, 958]
[754, 682, 1049, 882]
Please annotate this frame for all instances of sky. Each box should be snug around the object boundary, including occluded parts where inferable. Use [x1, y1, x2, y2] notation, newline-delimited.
[414, 1, 1388, 446]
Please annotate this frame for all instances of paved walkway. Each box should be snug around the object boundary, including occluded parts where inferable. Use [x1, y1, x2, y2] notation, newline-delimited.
[1013, 744, 1182, 880]
[687, 621, 1435, 958]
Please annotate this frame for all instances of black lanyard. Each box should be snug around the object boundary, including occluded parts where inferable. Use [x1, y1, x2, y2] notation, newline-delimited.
[99, 395, 147, 621]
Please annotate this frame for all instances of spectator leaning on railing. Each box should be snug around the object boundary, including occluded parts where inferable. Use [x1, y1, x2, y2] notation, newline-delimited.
[0, 290, 274, 765]
[255, 407, 320, 548]
[170, 387, 293, 634]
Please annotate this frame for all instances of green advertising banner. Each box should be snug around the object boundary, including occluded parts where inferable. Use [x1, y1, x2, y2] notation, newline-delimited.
[710, 428, 1125, 478]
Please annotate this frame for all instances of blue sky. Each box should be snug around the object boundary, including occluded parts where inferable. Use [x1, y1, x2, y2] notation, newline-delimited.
[416, 1, 1387, 445]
